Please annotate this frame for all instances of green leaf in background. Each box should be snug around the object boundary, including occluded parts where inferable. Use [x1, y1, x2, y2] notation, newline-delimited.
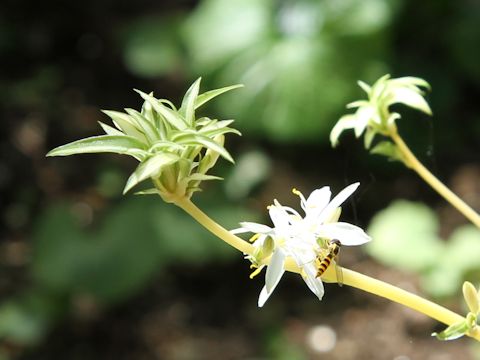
[224, 149, 271, 200]
[31, 202, 163, 304]
[366, 200, 444, 272]
[0, 291, 63, 345]
[368, 200, 480, 298]
[30, 196, 254, 306]
[180, 0, 395, 142]
[422, 225, 480, 297]
[122, 15, 184, 78]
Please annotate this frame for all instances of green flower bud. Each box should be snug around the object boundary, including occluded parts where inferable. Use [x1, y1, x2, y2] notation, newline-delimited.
[463, 281, 480, 315]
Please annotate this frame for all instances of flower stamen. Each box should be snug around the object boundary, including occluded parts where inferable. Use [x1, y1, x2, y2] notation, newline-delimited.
[249, 266, 264, 279]
[249, 233, 261, 243]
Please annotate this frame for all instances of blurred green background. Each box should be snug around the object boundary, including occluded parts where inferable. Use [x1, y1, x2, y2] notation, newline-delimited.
[1, 0, 480, 359]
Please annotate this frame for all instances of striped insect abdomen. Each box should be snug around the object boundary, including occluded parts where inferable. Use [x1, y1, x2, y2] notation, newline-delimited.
[315, 240, 341, 278]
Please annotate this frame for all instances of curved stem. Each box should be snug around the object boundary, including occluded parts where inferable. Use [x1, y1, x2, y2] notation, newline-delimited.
[175, 197, 254, 254]
[176, 197, 479, 341]
[390, 129, 480, 228]
[342, 267, 480, 341]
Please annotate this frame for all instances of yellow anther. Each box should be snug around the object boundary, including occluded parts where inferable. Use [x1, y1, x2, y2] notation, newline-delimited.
[249, 233, 260, 243]
[249, 267, 263, 279]
[292, 188, 301, 196]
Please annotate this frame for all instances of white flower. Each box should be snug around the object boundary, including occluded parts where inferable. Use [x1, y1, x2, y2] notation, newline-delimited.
[232, 182, 371, 307]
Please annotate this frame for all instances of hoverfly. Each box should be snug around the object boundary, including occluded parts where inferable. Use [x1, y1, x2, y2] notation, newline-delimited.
[316, 239, 343, 286]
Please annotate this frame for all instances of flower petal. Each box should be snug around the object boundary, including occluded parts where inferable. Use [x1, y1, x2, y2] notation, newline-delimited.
[269, 205, 293, 235]
[316, 183, 360, 225]
[232, 222, 272, 234]
[330, 115, 357, 147]
[318, 222, 371, 245]
[354, 107, 374, 137]
[258, 285, 271, 307]
[304, 187, 331, 219]
[302, 263, 325, 300]
[389, 87, 432, 115]
[265, 248, 286, 293]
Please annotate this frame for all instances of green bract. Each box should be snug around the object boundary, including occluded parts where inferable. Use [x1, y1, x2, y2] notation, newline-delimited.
[432, 281, 479, 341]
[330, 74, 432, 155]
[47, 78, 243, 203]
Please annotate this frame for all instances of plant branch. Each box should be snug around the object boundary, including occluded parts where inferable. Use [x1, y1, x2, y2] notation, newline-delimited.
[176, 197, 479, 341]
[175, 197, 254, 254]
[341, 267, 480, 341]
[390, 129, 480, 228]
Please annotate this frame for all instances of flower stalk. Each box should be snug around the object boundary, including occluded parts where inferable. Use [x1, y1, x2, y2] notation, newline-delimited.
[331, 74, 480, 229]
[389, 128, 480, 228]
[177, 196, 480, 342]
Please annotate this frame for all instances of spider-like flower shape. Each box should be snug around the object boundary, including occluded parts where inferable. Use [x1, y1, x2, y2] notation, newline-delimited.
[232, 183, 371, 307]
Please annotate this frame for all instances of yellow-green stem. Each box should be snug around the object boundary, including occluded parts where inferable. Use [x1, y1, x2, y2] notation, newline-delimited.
[390, 129, 480, 228]
[176, 197, 480, 341]
[175, 197, 254, 254]
[341, 267, 480, 341]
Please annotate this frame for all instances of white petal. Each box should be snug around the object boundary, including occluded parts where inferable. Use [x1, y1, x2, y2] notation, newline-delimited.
[304, 187, 331, 219]
[258, 285, 271, 307]
[302, 263, 325, 300]
[269, 205, 292, 234]
[265, 248, 286, 293]
[318, 222, 371, 245]
[281, 205, 302, 220]
[389, 87, 432, 115]
[330, 115, 356, 147]
[233, 222, 272, 234]
[316, 183, 359, 225]
[354, 106, 373, 137]
[288, 247, 316, 267]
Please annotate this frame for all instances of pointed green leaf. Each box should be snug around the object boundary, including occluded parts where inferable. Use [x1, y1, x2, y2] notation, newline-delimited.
[99, 121, 124, 136]
[47, 135, 148, 161]
[346, 100, 369, 109]
[148, 140, 185, 153]
[179, 78, 201, 126]
[101, 110, 147, 142]
[389, 88, 432, 115]
[363, 127, 376, 149]
[330, 115, 356, 147]
[123, 152, 180, 194]
[357, 80, 372, 95]
[125, 108, 161, 144]
[196, 117, 215, 126]
[194, 84, 243, 109]
[199, 123, 241, 138]
[135, 90, 187, 130]
[370, 141, 403, 162]
[187, 173, 223, 181]
[199, 119, 239, 134]
[391, 77, 431, 91]
[173, 133, 234, 163]
[432, 320, 469, 341]
[134, 188, 161, 196]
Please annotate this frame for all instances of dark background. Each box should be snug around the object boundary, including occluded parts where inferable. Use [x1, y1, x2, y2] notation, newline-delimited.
[1, 0, 480, 359]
